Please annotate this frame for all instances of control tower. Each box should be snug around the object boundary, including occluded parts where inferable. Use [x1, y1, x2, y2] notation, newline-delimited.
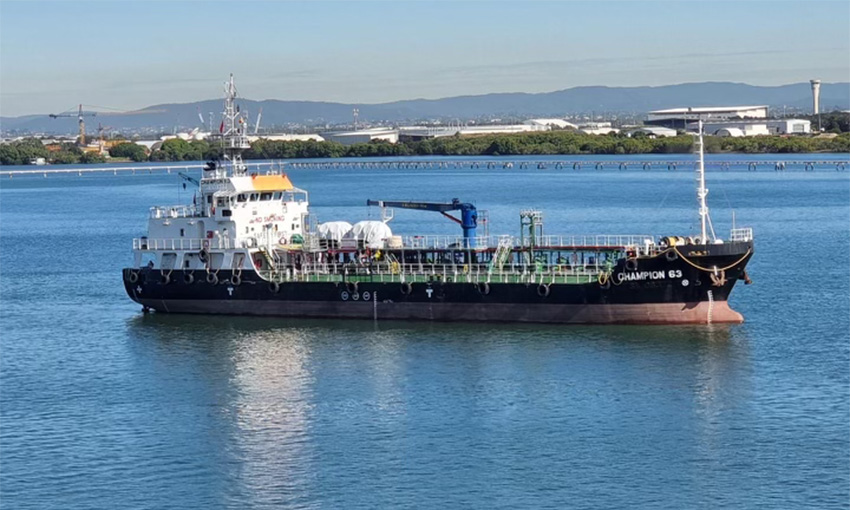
[810, 79, 821, 115]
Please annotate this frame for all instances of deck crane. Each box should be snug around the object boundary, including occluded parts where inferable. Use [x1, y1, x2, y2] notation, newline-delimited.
[49, 104, 97, 145]
[367, 198, 478, 245]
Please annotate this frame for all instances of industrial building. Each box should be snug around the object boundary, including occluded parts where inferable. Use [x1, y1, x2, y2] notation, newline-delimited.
[577, 122, 619, 135]
[686, 119, 811, 137]
[523, 118, 578, 129]
[321, 128, 399, 145]
[625, 126, 678, 138]
[646, 106, 768, 129]
[398, 123, 552, 142]
[248, 134, 324, 143]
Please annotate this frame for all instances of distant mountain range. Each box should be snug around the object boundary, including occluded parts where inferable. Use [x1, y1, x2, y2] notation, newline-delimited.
[3, 81, 848, 135]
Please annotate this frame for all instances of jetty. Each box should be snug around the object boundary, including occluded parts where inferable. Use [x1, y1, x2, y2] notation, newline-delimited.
[1, 158, 846, 178]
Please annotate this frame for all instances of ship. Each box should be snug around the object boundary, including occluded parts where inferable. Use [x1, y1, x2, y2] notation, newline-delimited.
[123, 75, 754, 325]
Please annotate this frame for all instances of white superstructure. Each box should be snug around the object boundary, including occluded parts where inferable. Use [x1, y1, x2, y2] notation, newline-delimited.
[132, 75, 311, 278]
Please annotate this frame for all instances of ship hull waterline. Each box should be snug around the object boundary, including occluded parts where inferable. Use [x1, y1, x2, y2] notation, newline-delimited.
[128, 296, 743, 325]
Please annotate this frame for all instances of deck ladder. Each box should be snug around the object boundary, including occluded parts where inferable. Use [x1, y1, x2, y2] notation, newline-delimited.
[489, 237, 513, 275]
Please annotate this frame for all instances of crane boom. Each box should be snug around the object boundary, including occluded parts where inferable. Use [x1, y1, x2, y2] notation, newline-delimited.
[48, 104, 97, 145]
[367, 198, 478, 243]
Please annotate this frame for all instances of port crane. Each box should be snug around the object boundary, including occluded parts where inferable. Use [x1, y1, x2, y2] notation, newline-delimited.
[50, 104, 166, 145]
[49, 104, 96, 145]
[366, 198, 479, 244]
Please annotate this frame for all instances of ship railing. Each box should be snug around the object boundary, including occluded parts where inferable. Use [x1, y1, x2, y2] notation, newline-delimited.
[525, 234, 657, 251]
[149, 205, 201, 219]
[729, 228, 754, 242]
[294, 234, 659, 253]
[401, 235, 493, 250]
[262, 261, 609, 286]
[133, 237, 233, 251]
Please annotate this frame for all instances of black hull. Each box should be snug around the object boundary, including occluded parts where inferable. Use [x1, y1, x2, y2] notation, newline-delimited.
[123, 242, 753, 325]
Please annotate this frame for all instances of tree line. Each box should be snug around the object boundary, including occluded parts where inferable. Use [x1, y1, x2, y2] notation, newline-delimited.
[2, 130, 848, 166]
[0, 138, 106, 166]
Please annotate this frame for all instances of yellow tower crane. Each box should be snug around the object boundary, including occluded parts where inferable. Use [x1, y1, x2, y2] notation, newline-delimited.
[49, 104, 97, 146]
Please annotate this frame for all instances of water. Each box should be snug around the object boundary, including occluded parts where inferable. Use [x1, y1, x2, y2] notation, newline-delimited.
[2, 154, 849, 509]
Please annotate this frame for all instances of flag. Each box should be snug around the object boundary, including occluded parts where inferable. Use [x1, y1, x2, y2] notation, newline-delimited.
[219, 121, 224, 133]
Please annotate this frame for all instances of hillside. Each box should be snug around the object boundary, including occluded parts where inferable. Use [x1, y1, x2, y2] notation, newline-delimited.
[2, 81, 848, 134]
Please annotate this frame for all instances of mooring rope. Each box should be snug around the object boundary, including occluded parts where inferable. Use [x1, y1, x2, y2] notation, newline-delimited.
[671, 247, 752, 272]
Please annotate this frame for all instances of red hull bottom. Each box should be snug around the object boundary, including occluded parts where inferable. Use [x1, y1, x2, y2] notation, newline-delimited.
[137, 299, 744, 325]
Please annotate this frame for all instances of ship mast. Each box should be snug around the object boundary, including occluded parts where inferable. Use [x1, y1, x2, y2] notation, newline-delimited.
[695, 118, 715, 243]
[220, 74, 250, 176]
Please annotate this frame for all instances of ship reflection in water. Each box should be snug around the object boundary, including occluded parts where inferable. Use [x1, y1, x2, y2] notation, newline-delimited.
[125, 314, 751, 506]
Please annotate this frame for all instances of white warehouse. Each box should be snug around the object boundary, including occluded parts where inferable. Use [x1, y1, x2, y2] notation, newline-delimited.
[647, 105, 768, 129]
[687, 119, 811, 137]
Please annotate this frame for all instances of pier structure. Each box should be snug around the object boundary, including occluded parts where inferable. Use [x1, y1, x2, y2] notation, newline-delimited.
[1, 158, 847, 178]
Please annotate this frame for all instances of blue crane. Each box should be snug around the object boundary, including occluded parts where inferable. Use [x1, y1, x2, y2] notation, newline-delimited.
[367, 198, 478, 245]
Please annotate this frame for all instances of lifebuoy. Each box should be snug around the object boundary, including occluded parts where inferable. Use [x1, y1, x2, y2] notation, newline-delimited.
[183, 272, 195, 284]
[206, 272, 218, 284]
[269, 281, 280, 293]
[232, 274, 242, 286]
[128, 270, 139, 283]
[625, 259, 638, 271]
[537, 284, 550, 297]
[477, 282, 490, 295]
[400, 282, 413, 295]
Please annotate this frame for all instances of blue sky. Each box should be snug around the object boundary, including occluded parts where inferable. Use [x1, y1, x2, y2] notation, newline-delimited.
[1, 0, 848, 116]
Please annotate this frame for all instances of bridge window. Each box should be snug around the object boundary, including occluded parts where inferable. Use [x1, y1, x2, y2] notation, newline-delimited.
[273, 192, 282, 200]
[249, 193, 259, 201]
[260, 192, 273, 201]
[237, 194, 247, 202]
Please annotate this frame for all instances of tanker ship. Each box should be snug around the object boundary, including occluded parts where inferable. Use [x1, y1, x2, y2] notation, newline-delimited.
[122, 75, 754, 324]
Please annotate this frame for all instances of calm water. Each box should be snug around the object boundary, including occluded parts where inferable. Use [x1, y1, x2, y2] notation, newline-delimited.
[2, 155, 849, 509]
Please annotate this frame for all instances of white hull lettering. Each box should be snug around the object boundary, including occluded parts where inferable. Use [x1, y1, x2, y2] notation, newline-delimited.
[617, 270, 678, 282]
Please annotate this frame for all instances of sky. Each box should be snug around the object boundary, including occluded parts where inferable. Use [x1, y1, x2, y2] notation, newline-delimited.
[1, 0, 848, 117]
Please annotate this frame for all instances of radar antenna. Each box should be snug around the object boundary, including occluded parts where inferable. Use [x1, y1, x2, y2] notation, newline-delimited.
[219, 74, 250, 176]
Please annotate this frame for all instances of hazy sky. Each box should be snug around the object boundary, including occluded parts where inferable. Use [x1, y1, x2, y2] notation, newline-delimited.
[1, 0, 848, 117]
